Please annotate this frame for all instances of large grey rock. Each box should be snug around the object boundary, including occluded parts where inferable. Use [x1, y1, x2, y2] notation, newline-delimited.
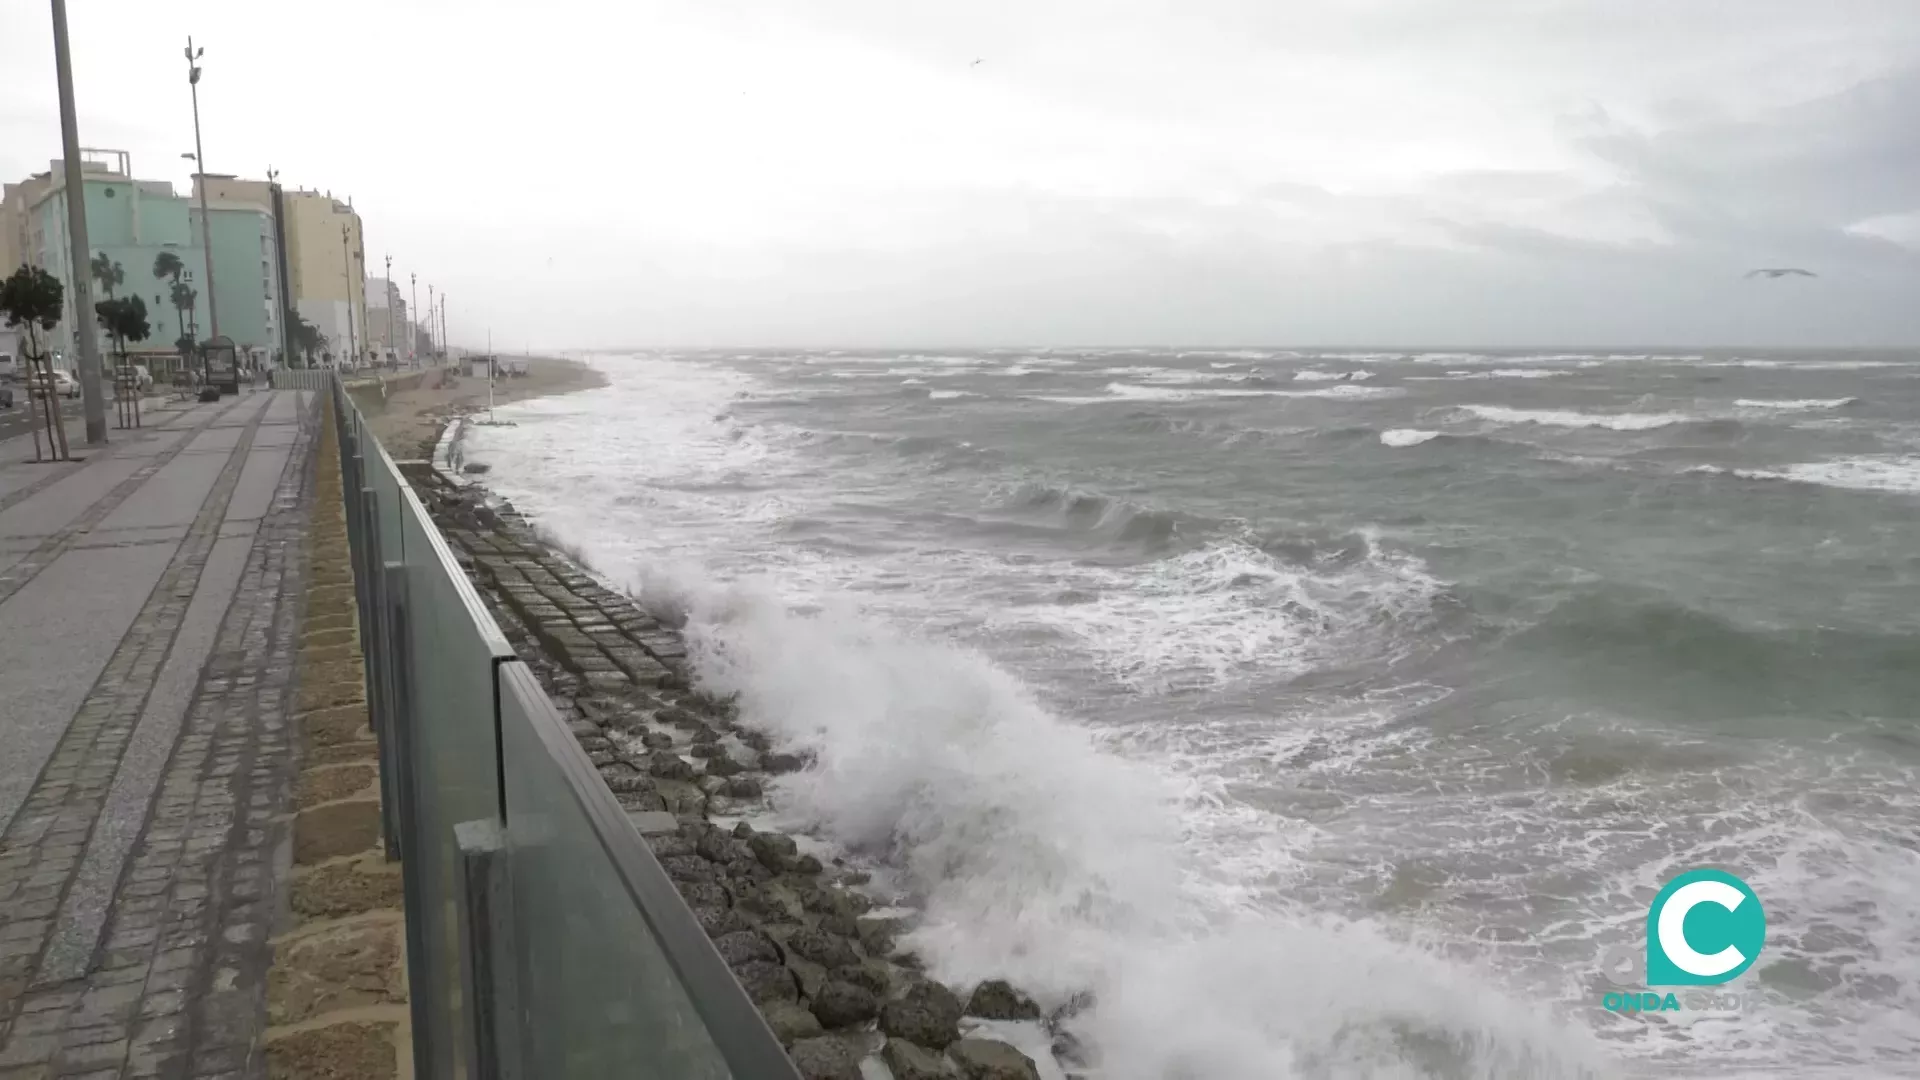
[834, 963, 891, 998]
[759, 1000, 823, 1046]
[660, 855, 715, 883]
[726, 776, 765, 798]
[948, 1039, 1040, 1080]
[640, 731, 675, 750]
[626, 810, 680, 836]
[657, 706, 701, 729]
[648, 751, 695, 780]
[678, 882, 731, 910]
[788, 1036, 861, 1080]
[690, 742, 726, 759]
[646, 832, 695, 859]
[693, 905, 751, 938]
[783, 926, 861, 969]
[736, 883, 804, 923]
[697, 830, 754, 864]
[884, 1039, 961, 1080]
[726, 857, 775, 887]
[732, 959, 798, 1003]
[966, 980, 1041, 1021]
[809, 980, 879, 1029]
[763, 752, 807, 773]
[880, 980, 963, 1049]
[713, 930, 780, 967]
[749, 832, 799, 871]
[703, 754, 745, 777]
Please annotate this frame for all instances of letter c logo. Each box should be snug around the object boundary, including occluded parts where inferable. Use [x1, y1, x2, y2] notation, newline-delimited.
[1646, 869, 1765, 986]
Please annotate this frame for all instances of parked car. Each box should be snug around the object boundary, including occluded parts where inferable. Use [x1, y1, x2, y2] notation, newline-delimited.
[0, 351, 16, 381]
[0, 383, 12, 409]
[30, 370, 79, 399]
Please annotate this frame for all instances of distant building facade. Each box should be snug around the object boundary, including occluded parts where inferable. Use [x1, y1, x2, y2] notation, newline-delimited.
[1, 151, 283, 370]
[279, 190, 368, 365]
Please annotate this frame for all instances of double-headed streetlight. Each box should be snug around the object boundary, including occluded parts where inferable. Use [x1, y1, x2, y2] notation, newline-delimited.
[184, 38, 218, 342]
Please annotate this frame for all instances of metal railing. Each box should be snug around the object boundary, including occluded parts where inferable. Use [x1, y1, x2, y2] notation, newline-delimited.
[272, 368, 334, 391]
[330, 375, 799, 1080]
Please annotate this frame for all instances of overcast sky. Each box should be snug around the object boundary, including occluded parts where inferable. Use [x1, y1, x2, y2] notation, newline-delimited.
[2, 0, 1917, 348]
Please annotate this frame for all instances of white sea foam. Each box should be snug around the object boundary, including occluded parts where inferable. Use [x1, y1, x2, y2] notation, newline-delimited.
[659, 560, 1601, 1080]
[1698, 456, 1920, 494]
[1704, 358, 1907, 371]
[1293, 369, 1376, 382]
[1407, 369, 1571, 381]
[928, 389, 977, 400]
[1104, 382, 1397, 403]
[1381, 429, 1443, 447]
[1460, 404, 1692, 431]
[1734, 397, 1856, 411]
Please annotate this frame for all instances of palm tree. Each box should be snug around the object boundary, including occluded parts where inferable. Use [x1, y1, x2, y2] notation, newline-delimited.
[287, 310, 326, 367]
[154, 251, 189, 366]
[152, 250, 184, 284]
[90, 251, 125, 299]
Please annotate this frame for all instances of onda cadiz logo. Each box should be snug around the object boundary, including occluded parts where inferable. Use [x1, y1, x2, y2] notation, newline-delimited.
[1646, 869, 1765, 985]
[1602, 868, 1766, 1014]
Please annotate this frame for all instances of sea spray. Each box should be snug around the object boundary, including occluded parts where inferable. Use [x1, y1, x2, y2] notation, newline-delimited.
[635, 567, 1608, 1079]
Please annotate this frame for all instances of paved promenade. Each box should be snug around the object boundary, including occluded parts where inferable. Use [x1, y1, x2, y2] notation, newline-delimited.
[0, 390, 316, 1078]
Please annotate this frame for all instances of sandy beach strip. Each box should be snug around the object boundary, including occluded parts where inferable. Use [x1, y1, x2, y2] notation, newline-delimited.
[347, 355, 608, 459]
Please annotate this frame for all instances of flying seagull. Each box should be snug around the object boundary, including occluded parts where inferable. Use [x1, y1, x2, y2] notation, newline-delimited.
[971, 58, 985, 66]
[1746, 268, 1816, 278]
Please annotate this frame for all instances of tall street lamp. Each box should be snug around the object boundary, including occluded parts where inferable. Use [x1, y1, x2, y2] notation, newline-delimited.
[410, 272, 420, 364]
[340, 225, 358, 367]
[184, 38, 219, 342]
[384, 253, 395, 366]
[267, 166, 294, 368]
[49, 0, 108, 444]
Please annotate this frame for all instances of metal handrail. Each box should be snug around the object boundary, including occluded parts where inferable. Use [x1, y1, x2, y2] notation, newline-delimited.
[328, 372, 799, 1080]
[497, 663, 801, 1078]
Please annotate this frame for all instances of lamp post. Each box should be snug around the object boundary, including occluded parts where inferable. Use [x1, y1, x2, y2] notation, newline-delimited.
[340, 225, 357, 368]
[426, 283, 435, 359]
[410, 272, 420, 364]
[49, 0, 108, 444]
[184, 38, 219, 342]
[267, 166, 294, 369]
[384, 253, 395, 366]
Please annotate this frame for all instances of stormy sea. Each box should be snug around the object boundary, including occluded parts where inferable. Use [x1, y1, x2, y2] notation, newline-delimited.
[463, 347, 1920, 1079]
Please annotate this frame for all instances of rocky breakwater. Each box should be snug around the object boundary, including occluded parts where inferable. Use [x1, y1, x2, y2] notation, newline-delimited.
[399, 459, 1067, 1080]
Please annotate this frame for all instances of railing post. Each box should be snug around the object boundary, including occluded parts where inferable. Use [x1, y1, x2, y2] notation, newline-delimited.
[362, 492, 403, 866]
[384, 560, 437, 1080]
[455, 819, 522, 1080]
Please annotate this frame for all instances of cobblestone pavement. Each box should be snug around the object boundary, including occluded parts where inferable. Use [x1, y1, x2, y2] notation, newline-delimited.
[0, 391, 317, 1078]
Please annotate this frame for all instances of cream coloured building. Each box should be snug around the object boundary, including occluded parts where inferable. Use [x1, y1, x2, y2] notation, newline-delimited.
[281, 191, 367, 364]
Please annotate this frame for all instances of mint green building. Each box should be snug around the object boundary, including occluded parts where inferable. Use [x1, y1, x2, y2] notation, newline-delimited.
[22, 152, 281, 372]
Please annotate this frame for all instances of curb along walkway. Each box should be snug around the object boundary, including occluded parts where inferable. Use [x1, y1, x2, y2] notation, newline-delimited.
[0, 390, 367, 1079]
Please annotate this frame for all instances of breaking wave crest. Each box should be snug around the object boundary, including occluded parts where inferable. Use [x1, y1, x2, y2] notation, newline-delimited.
[638, 569, 1605, 1080]
[1459, 405, 1692, 431]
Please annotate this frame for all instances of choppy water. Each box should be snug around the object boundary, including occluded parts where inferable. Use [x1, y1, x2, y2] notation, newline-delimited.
[466, 348, 1920, 1079]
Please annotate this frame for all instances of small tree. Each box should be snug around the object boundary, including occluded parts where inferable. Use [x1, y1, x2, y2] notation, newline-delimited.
[0, 264, 73, 461]
[95, 295, 151, 364]
[97, 296, 150, 426]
